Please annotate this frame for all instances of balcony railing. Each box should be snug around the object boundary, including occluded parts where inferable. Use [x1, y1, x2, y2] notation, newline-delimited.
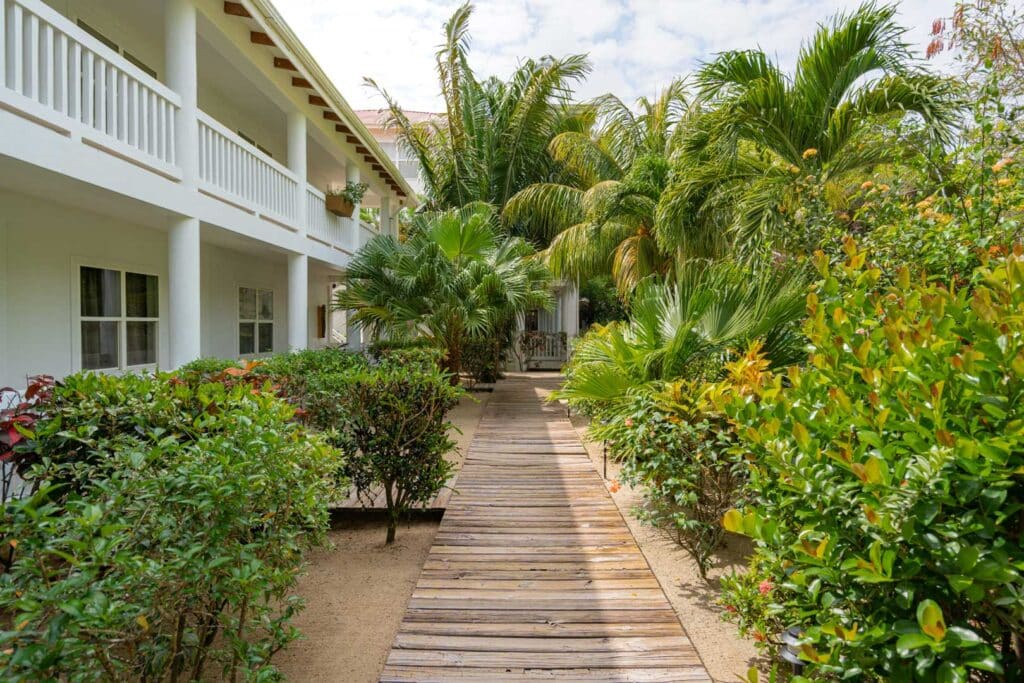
[0, 0, 378, 257]
[1, 0, 180, 176]
[197, 111, 299, 227]
[306, 186, 350, 249]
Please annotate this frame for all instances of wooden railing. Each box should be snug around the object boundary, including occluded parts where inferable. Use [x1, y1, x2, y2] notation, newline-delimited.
[0, 0, 181, 175]
[197, 111, 299, 226]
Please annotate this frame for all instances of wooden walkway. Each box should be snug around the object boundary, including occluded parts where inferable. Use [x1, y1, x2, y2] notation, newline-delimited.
[380, 376, 711, 682]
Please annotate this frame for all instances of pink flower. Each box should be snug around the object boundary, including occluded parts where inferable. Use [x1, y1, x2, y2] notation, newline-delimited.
[759, 579, 774, 595]
[624, 418, 634, 427]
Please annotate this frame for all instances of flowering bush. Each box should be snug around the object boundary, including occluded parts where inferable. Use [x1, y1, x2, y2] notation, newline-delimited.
[720, 239, 1024, 679]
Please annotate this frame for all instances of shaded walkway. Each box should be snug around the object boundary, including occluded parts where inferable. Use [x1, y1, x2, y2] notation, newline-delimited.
[380, 376, 711, 682]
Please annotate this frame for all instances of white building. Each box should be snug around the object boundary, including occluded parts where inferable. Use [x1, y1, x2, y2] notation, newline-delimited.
[355, 109, 434, 198]
[0, 0, 416, 388]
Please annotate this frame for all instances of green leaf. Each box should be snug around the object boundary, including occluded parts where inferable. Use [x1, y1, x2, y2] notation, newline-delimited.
[917, 599, 947, 641]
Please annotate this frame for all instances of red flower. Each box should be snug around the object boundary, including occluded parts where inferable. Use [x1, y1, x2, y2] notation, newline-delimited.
[759, 579, 774, 595]
[624, 418, 634, 427]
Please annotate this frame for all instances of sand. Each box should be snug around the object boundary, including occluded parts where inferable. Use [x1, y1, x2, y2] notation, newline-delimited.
[568, 411, 763, 683]
[275, 391, 489, 682]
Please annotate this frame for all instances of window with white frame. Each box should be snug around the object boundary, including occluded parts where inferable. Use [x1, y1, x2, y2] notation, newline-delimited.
[238, 287, 274, 355]
[79, 266, 159, 371]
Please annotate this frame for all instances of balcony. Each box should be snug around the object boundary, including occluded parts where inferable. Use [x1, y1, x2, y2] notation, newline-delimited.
[0, 0, 377, 255]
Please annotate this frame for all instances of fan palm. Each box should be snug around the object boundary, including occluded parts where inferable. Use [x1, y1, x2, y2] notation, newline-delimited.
[334, 204, 552, 377]
[555, 260, 809, 407]
[658, 2, 960, 260]
[366, 2, 590, 212]
[503, 78, 695, 294]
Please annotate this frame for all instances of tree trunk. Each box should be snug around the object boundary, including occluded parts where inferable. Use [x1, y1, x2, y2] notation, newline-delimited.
[446, 341, 462, 386]
[384, 482, 397, 544]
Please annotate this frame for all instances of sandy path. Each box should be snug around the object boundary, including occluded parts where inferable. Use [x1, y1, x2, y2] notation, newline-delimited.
[275, 391, 489, 682]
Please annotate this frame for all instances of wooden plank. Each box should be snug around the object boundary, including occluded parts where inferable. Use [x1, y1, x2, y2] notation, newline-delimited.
[380, 377, 711, 682]
[250, 31, 274, 46]
[223, 1, 251, 18]
[292, 77, 313, 89]
[273, 57, 297, 71]
[308, 94, 327, 107]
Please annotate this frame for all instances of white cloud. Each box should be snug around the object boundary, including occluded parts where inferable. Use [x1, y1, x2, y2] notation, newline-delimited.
[271, 0, 957, 112]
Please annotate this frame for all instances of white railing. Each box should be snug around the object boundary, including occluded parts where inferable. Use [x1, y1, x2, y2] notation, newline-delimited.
[533, 332, 567, 360]
[0, 0, 180, 175]
[197, 111, 299, 226]
[306, 186, 349, 248]
[359, 220, 376, 249]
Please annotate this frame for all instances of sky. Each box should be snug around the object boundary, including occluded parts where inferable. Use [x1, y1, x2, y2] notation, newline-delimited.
[272, 0, 957, 113]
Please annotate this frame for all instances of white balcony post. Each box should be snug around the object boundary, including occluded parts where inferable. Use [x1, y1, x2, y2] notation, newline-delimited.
[165, 0, 198, 187]
[380, 195, 391, 236]
[346, 164, 361, 250]
[287, 110, 307, 235]
[168, 217, 201, 368]
[287, 253, 308, 351]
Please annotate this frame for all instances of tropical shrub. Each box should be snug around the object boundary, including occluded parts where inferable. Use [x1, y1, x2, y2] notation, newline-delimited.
[336, 204, 553, 379]
[0, 372, 342, 681]
[461, 338, 502, 387]
[306, 363, 463, 543]
[176, 357, 240, 377]
[556, 259, 808, 411]
[590, 345, 770, 579]
[720, 240, 1024, 679]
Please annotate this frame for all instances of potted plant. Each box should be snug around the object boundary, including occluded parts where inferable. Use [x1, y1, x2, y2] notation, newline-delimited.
[325, 181, 368, 218]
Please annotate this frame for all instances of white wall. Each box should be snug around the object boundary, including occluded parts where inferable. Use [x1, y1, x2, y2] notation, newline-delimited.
[0, 191, 336, 387]
[199, 243, 289, 360]
[1, 191, 172, 386]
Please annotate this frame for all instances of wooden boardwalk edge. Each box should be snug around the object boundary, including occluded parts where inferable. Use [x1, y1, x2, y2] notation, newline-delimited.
[380, 375, 712, 683]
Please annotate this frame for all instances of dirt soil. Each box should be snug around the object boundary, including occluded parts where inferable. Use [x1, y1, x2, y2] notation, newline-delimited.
[275, 391, 489, 682]
[567, 410, 763, 683]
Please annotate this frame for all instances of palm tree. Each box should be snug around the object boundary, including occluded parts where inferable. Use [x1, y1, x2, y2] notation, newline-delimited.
[555, 260, 809, 407]
[334, 204, 552, 378]
[503, 78, 695, 294]
[658, 2, 960, 259]
[366, 3, 590, 212]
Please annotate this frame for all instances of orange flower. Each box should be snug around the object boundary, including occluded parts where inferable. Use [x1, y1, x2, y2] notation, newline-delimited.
[609, 480, 621, 493]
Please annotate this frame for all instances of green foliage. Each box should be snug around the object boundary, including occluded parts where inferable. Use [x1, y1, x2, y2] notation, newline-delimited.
[176, 357, 240, 377]
[336, 204, 552, 377]
[719, 241, 1024, 679]
[1, 372, 341, 681]
[557, 260, 808, 410]
[367, 2, 590, 215]
[505, 79, 694, 292]
[659, 2, 961, 261]
[579, 275, 627, 327]
[461, 338, 502, 387]
[305, 364, 463, 543]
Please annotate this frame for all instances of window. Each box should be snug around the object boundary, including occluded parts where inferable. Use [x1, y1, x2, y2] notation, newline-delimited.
[239, 287, 274, 355]
[79, 266, 158, 370]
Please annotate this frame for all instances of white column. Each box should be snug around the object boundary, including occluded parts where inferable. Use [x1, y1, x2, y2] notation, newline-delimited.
[346, 164, 361, 250]
[288, 253, 308, 351]
[346, 318, 362, 351]
[380, 195, 391, 236]
[168, 217, 201, 368]
[562, 281, 580, 338]
[287, 110, 307, 235]
[165, 0, 198, 188]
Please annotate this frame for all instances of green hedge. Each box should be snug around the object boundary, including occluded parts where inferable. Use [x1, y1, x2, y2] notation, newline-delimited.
[0, 371, 342, 681]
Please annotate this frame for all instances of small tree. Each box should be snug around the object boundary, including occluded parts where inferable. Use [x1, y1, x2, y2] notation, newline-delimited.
[309, 364, 463, 543]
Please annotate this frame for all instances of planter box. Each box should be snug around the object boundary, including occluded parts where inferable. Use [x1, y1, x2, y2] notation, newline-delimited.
[326, 195, 355, 218]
